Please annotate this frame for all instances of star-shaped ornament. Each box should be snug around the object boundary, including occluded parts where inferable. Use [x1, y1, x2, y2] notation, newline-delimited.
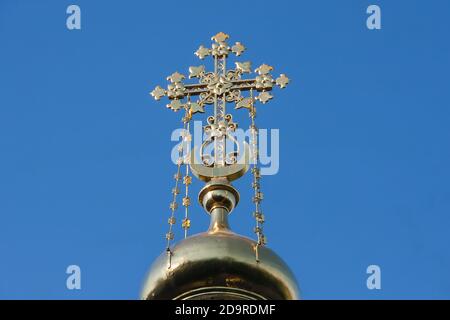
[166, 100, 184, 112]
[150, 86, 166, 100]
[167, 72, 185, 83]
[195, 45, 210, 59]
[231, 42, 245, 56]
[211, 32, 229, 43]
[255, 64, 273, 75]
[256, 92, 273, 104]
[276, 74, 290, 88]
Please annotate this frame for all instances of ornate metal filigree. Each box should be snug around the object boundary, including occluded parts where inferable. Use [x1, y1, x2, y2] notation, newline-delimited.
[150, 32, 290, 115]
[150, 32, 294, 269]
[150, 32, 290, 170]
[200, 114, 239, 167]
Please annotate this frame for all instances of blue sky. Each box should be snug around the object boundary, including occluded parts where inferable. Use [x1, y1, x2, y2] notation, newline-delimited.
[1, 0, 449, 299]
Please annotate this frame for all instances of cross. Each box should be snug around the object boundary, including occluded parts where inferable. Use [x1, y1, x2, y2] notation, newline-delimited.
[150, 32, 290, 117]
[150, 32, 290, 169]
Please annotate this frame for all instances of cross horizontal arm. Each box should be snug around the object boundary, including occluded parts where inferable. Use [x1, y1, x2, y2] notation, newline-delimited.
[229, 79, 265, 92]
[183, 83, 208, 96]
[182, 79, 262, 98]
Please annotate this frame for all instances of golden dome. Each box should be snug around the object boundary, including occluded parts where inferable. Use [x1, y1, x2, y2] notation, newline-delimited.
[141, 179, 299, 300]
[141, 227, 300, 300]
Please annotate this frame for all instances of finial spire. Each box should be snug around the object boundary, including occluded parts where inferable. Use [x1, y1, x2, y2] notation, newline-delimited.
[151, 32, 290, 260]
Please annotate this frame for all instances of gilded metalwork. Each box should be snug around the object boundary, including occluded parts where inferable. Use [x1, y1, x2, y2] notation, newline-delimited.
[146, 32, 298, 300]
[141, 207, 299, 300]
[182, 128, 192, 238]
[150, 48, 288, 113]
[150, 32, 290, 179]
[190, 142, 250, 182]
[245, 89, 268, 261]
[163, 105, 192, 258]
[142, 177, 299, 300]
[151, 32, 289, 181]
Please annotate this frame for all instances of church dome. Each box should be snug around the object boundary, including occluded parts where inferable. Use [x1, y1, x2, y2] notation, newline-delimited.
[145, 31, 299, 300]
[141, 228, 299, 300]
[141, 178, 300, 300]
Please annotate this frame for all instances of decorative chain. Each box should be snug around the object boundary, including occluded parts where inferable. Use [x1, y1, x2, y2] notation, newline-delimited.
[165, 102, 192, 267]
[249, 89, 266, 263]
[182, 106, 192, 238]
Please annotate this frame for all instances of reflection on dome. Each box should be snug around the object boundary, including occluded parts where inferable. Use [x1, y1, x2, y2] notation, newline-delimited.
[141, 227, 299, 300]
